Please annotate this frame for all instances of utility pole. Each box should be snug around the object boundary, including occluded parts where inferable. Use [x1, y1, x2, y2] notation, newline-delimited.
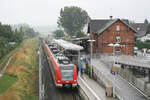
[126, 37, 129, 55]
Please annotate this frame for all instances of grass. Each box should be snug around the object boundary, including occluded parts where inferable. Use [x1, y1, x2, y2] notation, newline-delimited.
[0, 38, 38, 100]
[0, 74, 17, 93]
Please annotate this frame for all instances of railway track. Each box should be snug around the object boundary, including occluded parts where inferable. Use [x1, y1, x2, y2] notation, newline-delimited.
[58, 88, 81, 100]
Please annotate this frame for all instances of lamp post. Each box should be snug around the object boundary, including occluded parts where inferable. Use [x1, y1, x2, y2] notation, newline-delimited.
[108, 43, 120, 97]
[88, 39, 95, 78]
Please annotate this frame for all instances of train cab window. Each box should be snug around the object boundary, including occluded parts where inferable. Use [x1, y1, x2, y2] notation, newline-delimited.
[60, 65, 74, 81]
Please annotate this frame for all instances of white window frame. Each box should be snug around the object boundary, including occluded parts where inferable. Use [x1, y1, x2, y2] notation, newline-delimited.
[116, 36, 121, 43]
[116, 25, 120, 31]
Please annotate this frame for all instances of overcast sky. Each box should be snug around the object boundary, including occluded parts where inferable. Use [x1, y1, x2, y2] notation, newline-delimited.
[0, 0, 150, 26]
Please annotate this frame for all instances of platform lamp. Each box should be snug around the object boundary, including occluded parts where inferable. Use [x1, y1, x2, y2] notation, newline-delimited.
[87, 39, 95, 78]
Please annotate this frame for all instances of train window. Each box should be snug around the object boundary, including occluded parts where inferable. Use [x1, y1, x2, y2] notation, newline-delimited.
[60, 66, 74, 80]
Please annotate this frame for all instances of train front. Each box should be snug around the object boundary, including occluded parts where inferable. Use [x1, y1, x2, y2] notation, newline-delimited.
[57, 63, 78, 88]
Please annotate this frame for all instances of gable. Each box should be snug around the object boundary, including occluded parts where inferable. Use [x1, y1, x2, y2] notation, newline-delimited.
[88, 19, 137, 35]
[98, 19, 137, 34]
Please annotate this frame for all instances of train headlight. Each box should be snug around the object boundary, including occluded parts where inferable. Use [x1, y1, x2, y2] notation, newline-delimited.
[74, 80, 77, 82]
[58, 80, 61, 83]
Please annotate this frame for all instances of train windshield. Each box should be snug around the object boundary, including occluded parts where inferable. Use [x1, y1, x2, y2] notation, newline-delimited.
[60, 65, 74, 81]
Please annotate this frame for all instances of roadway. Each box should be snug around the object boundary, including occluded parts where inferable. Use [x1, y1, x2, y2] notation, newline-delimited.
[38, 38, 81, 100]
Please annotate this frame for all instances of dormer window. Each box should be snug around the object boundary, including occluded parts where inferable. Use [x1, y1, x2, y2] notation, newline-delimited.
[137, 27, 140, 30]
[116, 25, 120, 31]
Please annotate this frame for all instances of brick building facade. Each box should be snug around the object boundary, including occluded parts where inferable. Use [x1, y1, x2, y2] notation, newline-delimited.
[87, 19, 137, 55]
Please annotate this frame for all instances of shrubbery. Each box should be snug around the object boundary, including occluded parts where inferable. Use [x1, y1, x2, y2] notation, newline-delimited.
[135, 40, 150, 49]
[84, 62, 93, 78]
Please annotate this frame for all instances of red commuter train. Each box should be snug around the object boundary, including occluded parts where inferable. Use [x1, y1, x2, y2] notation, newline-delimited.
[43, 40, 78, 88]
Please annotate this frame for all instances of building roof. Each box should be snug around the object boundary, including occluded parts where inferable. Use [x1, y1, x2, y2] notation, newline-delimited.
[53, 39, 84, 51]
[130, 23, 149, 38]
[88, 18, 150, 38]
[87, 19, 110, 33]
[88, 19, 137, 34]
[71, 36, 90, 41]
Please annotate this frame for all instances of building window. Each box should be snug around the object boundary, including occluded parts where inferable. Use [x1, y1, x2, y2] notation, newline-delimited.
[116, 36, 121, 43]
[115, 47, 121, 54]
[116, 25, 120, 31]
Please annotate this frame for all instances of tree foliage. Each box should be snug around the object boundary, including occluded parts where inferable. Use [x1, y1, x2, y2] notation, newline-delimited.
[144, 19, 149, 25]
[57, 6, 89, 37]
[12, 24, 39, 38]
[53, 29, 65, 38]
[135, 40, 150, 49]
[0, 22, 39, 59]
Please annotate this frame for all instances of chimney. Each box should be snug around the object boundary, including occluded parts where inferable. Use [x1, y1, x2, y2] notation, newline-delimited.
[109, 16, 113, 20]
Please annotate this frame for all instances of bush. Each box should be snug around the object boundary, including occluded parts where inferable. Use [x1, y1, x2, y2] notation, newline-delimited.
[84, 62, 93, 78]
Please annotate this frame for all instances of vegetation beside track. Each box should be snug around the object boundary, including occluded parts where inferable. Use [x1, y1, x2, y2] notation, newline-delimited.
[0, 38, 38, 100]
[0, 39, 27, 71]
[0, 74, 17, 93]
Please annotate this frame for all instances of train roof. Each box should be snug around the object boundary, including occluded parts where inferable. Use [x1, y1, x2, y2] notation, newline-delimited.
[48, 44, 54, 47]
[57, 56, 71, 65]
[45, 40, 74, 66]
[55, 53, 64, 57]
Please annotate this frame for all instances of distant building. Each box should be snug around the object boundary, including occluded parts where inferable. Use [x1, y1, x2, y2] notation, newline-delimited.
[130, 20, 150, 41]
[87, 18, 137, 55]
[9, 42, 16, 45]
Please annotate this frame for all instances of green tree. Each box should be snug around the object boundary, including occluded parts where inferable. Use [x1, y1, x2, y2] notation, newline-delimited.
[135, 40, 150, 49]
[76, 30, 86, 37]
[57, 6, 89, 37]
[12, 24, 38, 38]
[13, 28, 23, 43]
[53, 29, 65, 38]
[144, 19, 149, 25]
[0, 37, 9, 58]
[0, 24, 13, 41]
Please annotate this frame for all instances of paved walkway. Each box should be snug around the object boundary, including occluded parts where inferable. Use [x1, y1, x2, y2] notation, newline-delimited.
[92, 58, 149, 100]
[80, 73, 116, 100]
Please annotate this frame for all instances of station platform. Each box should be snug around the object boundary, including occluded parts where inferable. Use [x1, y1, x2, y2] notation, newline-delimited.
[91, 58, 149, 100]
[78, 73, 116, 100]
